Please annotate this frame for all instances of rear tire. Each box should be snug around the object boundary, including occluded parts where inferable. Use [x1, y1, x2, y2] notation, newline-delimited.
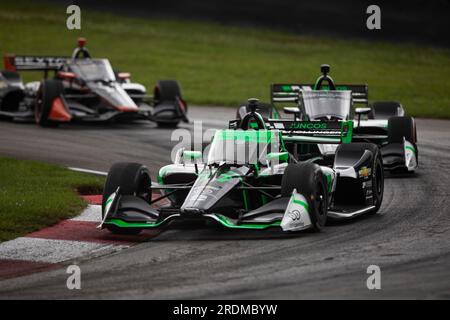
[102, 162, 152, 235]
[154, 80, 185, 128]
[281, 163, 328, 231]
[369, 101, 404, 120]
[154, 80, 182, 102]
[388, 116, 417, 144]
[388, 116, 418, 174]
[35, 80, 63, 127]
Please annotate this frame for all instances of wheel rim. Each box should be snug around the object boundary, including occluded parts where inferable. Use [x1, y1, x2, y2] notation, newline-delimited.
[314, 181, 326, 225]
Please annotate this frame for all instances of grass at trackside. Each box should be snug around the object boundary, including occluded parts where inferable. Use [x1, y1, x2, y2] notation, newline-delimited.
[0, 157, 104, 242]
[1, 2, 449, 118]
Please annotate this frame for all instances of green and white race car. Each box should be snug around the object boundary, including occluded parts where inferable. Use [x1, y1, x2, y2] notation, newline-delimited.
[268, 64, 418, 173]
[100, 98, 384, 235]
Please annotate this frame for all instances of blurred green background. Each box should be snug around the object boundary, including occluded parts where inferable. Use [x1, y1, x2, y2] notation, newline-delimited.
[1, 1, 449, 118]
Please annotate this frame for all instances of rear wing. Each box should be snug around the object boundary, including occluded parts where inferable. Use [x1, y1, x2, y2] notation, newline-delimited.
[4, 54, 69, 72]
[229, 119, 353, 144]
[271, 83, 368, 105]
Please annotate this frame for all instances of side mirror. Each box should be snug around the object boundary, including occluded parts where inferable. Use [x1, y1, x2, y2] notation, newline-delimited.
[283, 107, 301, 120]
[265, 152, 288, 174]
[355, 107, 371, 115]
[117, 72, 131, 80]
[266, 152, 288, 163]
[174, 149, 202, 174]
[355, 107, 372, 127]
[183, 150, 202, 162]
[283, 107, 300, 115]
[174, 148, 202, 164]
[57, 71, 76, 80]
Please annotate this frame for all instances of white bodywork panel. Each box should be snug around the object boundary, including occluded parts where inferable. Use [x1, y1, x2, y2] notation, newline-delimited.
[404, 140, 417, 171]
[121, 82, 146, 93]
[318, 144, 338, 155]
[98, 190, 117, 228]
[24, 81, 40, 93]
[334, 166, 357, 178]
[281, 189, 312, 232]
[355, 119, 388, 128]
[321, 166, 336, 192]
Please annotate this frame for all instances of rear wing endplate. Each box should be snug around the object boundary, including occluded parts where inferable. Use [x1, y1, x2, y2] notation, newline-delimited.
[271, 83, 368, 105]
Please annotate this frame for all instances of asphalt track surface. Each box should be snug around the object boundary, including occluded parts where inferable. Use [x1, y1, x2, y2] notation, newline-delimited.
[0, 107, 449, 299]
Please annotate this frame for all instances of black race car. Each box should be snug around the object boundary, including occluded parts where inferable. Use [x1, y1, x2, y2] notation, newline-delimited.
[0, 38, 188, 127]
[99, 99, 384, 235]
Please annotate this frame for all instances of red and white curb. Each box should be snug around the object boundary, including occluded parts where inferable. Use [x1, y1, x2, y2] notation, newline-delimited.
[0, 195, 157, 280]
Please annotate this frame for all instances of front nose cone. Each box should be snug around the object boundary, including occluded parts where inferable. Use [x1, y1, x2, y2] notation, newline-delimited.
[181, 207, 205, 217]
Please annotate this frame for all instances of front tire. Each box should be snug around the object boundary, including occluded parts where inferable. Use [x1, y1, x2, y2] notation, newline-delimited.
[35, 80, 63, 127]
[154, 80, 182, 102]
[102, 162, 152, 235]
[369, 149, 384, 214]
[156, 121, 180, 128]
[388, 116, 418, 173]
[281, 163, 328, 231]
[369, 101, 405, 120]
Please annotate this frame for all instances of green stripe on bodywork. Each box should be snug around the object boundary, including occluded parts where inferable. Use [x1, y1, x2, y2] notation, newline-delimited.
[292, 198, 309, 212]
[105, 198, 113, 206]
[340, 120, 353, 144]
[216, 214, 281, 229]
[242, 189, 249, 210]
[325, 174, 332, 192]
[261, 194, 268, 205]
[158, 166, 169, 184]
[217, 170, 243, 182]
[105, 214, 282, 230]
[249, 122, 259, 129]
[215, 129, 277, 143]
[405, 146, 416, 154]
[266, 152, 288, 162]
[104, 218, 163, 228]
[272, 107, 281, 119]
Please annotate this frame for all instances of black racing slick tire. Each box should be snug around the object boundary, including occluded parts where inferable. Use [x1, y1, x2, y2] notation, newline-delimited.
[154, 80, 182, 102]
[281, 163, 328, 231]
[388, 116, 417, 144]
[369, 150, 384, 214]
[154, 80, 186, 128]
[156, 121, 180, 128]
[102, 162, 152, 235]
[35, 80, 63, 127]
[388, 116, 418, 174]
[369, 101, 405, 120]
